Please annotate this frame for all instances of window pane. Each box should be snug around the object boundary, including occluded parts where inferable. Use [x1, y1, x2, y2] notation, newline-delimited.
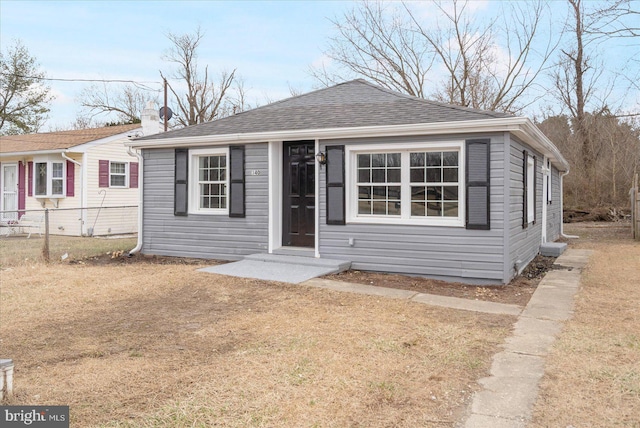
[372, 186, 387, 199]
[52, 162, 64, 178]
[410, 152, 424, 167]
[219, 156, 226, 167]
[443, 202, 459, 217]
[372, 169, 385, 183]
[427, 202, 442, 216]
[358, 154, 370, 168]
[410, 168, 424, 183]
[387, 168, 401, 182]
[387, 153, 401, 167]
[373, 201, 387, 215]
[443, 167, 458, 182]
[110, 162, 125, 174]
[371, 154, 385, 167]
[443, 151, 458, 166]
[443, 186, 458, 201]
[358, 169, 370, 183]
[387, 201, 401, 215]
[358, 186, 371, 199]
[111, 175, 126, 187]
[411, 186, 426, 201]
[427, 186, 440, 200]
[35, 163, 47, 195]
[52, 179, 63, 195]
[358, 200, 371, 215]
[200, 157, 208, 169]
[426, 168, 441, 183]
[427, 152, 441, 166]
[388, 186, 401, 200]
[411, 202, 425, 216]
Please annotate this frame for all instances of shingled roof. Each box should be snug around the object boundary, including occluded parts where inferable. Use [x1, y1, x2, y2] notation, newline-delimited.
[134, 79, 512, 141]
[0, 123, 141, 154]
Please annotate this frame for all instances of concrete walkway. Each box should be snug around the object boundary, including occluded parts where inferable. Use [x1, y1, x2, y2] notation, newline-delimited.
[462, 248, 593, 428]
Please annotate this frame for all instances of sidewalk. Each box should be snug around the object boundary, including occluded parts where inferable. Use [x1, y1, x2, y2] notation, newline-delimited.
[462, 248, 593, 428]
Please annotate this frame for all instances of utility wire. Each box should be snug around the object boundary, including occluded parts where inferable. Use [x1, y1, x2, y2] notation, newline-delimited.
[0, 71, 163, 91]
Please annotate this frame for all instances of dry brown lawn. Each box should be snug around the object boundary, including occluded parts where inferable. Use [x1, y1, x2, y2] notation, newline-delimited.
[531, 222, 640, 428]
[1, 258, 514, 427]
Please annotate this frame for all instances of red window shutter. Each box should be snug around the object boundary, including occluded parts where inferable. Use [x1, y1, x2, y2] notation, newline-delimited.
[28, 161, 33, 197]
[99, 160, 109, 187]
[129, 162, 139, 188]
[66, 160, 75, 197]
[18, 162, 26, 218]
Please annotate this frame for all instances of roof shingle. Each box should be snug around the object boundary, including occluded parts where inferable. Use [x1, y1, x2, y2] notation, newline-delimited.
[134, 79, 512, 141]
[0, 124, 141, 154]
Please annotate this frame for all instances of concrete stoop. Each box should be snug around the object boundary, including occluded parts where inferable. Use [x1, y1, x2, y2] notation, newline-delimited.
[461, 249, 593, 428]
[199, 253, 351, 284]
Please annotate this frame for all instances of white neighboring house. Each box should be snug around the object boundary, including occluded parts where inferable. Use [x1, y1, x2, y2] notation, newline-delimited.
[0, 106, 160, 236]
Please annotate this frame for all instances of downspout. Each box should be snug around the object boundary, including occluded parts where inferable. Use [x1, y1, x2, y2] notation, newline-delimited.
[560, 169, 579, 239]
[62, 151, 83, 235]
[127, 146, 143, 255]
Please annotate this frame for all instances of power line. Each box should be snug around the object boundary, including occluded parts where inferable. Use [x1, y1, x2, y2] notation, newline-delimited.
[0, 72, 163, 91]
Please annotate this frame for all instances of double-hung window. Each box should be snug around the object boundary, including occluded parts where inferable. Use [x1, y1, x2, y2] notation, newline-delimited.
[110, 162, 127, 187]
[34, 158, 65, 198]
[189, 148, 228, 214]
[348, 142, 464, 226]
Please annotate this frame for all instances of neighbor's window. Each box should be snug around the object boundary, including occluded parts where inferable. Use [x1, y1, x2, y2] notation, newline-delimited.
[34, 160, 64, 197]
[110, 162, 127, 187]
[348, 143, 464, 226]
[190, 148, 228, 214]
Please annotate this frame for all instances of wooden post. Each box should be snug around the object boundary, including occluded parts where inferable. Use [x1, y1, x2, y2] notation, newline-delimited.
[42, 208, 50, 262]
[634, 173, 639, 240]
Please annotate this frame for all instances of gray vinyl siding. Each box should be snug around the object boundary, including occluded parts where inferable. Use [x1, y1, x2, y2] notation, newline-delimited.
[141, 144, 268, 260]
[508, 137, 543, 276]
[318, 133, 507, 285]
[546, 165, 562, 242]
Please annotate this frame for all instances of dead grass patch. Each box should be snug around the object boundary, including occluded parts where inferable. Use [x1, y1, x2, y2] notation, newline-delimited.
[531, 223, 640, 427]
[1, 263, 514, 427]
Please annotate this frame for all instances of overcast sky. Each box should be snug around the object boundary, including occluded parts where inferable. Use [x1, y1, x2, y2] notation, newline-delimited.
[1, 0, 638, 131]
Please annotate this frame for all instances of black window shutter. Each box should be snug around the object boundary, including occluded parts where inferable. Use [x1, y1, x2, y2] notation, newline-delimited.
[522, 150, 529, 229]
[229, 145, 245, 218]
[532, 156, 537, 225]
[174, 149, 188, 216]
[326, 145, 345, 225]
[466, 139, 490, 230]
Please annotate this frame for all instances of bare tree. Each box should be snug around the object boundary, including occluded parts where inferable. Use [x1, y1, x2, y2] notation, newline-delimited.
[78, 82, 158, 124]
[313, 0, 555, 114]
[160, 27, 237, 127]
[0, 39, 53, 135]
[550, 0, 639, 206]
[310, 0, 433, 97]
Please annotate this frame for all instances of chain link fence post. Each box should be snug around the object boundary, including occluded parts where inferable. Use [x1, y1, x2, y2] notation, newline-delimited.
[42, 208, 50, 262]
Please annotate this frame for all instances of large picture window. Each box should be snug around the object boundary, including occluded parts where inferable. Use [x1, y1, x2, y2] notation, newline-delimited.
[189, 148, 228, 214]
[347, 142, 464, 226]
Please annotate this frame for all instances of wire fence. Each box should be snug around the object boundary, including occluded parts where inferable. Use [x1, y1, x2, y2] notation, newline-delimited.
[632, 173, 640, 240]
[0, 206, 138, 263]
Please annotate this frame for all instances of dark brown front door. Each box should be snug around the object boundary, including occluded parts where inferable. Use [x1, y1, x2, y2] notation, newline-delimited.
[283, 141, 315, 247]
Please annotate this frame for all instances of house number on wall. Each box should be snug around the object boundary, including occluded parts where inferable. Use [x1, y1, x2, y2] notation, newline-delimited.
[250, 170, 261, 176]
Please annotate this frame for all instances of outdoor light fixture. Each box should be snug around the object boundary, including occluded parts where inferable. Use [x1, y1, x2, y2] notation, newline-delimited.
[316, 151, 327, 165]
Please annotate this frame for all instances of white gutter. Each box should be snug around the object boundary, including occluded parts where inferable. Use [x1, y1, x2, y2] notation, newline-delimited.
[1, 149, 70, 158]
[127, 146, 144, 255]
[125, 117, 570, 172]
[560, 170, 579, 239]
[62, 151, 84, 236]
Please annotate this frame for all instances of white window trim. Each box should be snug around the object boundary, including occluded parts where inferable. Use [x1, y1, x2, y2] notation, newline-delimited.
[33, 156, 66, 198]
[189, 147, 229, 215]
[527, 154, 535, 224]
[109, 161, 129, 188]
[345, 141, 465, 227]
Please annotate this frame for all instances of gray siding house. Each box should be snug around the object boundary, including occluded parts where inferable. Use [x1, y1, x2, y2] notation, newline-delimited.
[127, 80, 569, 285]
